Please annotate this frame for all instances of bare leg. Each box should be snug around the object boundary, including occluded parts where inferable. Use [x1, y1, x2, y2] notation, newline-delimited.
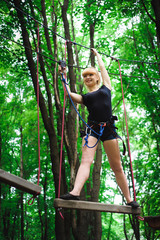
[103, 139, 132, 203]
[70, 136, 98, 196]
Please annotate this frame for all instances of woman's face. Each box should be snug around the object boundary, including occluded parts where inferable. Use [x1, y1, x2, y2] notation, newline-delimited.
[82, 68, 99, 88]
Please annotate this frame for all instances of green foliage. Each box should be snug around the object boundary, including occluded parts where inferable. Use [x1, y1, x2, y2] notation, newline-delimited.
[0, 0, 160, 239]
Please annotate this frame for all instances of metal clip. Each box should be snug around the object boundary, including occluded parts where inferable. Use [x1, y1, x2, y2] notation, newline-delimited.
[85, 127, 92, 136]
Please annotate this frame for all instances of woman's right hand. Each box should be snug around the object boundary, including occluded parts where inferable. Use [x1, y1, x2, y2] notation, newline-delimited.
[58, 65, 66, 75]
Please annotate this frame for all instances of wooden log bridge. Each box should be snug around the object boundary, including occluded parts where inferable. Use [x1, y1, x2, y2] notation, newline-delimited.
[54, 198, 141, 215]
[0, 169, 41, 195]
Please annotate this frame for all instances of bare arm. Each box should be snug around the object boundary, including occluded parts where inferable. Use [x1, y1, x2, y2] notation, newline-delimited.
[58, 65, 83, 104]
[91, 48, 111, 90]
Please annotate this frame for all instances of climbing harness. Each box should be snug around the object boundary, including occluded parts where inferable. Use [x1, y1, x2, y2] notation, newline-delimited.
[81, 117, 126, 154]
[83, 123, 105, 149]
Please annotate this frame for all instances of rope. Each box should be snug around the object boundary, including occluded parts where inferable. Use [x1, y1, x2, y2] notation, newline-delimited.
[2, 0, 159, 66]
[37, 24, 41, 187]
[1, 33, 160, 81]
[117, 60, 146, 222]
[83, 124, 104, 149]
[117, 60, 136, 201]
[57, 41, 68, 220]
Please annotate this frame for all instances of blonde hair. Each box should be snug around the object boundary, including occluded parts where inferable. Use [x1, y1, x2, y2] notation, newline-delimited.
[82, 67, 101, 86]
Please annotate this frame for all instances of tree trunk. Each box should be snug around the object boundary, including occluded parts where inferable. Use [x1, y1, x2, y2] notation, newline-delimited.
[107, 213, 113, 240]
[151, 0, 160, 73]
[87, 0, 95, 66]
[129, 215, 140, 240]
[87, 4, 102, 239]
[44, 172, 48, 240]
[61, 1, 81, 239]
[90, 142, 102, 240]
[90, 23, 95, 66]
[151, 0, 160, 48]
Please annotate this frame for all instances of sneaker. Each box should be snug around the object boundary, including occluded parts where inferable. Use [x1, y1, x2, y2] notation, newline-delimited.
[60, 192, 80, 201]
[127, 201, 140, 208]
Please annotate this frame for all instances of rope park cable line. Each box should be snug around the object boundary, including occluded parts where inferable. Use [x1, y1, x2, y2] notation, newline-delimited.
[1, 0, 160, 86]
[1, 0, 160, 231]
[2, 0, 160, 66]
[1, 33, 160, 82]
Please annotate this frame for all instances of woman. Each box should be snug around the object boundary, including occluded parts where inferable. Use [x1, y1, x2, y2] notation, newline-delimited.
[58, 49, 139, 208]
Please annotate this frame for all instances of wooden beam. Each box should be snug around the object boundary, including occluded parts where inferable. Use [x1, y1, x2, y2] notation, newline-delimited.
[0, 169, 41, 195]
[54, 198, 141, 215]
[144, 216, 160, 230]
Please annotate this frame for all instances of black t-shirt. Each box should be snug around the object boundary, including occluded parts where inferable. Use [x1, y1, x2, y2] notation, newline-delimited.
[82, 85, 112, 123]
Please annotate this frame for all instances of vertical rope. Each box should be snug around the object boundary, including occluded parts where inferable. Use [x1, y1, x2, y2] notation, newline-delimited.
[117, 60, 136, 201]
[58, 41, 67, 198]
[57, 41, 67, 219]
[37, 24, 40, 186]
